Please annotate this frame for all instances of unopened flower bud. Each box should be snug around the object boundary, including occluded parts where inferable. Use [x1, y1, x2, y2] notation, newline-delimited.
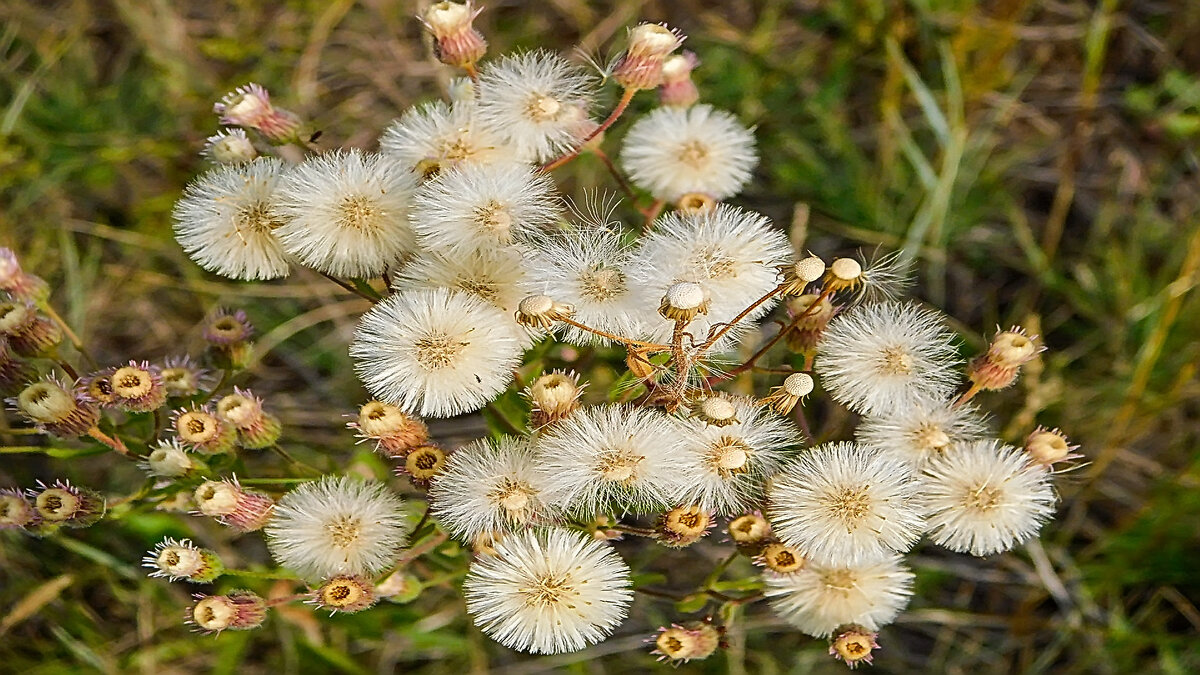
[658, 51, 700, 108]
[0, 488, 36, 529]
[759, 372, 814, 415]
[1025, 426, 1079, 466]
[194, 479, 274, 532]
[676, 192, 716, 215]
[969, 327, 1042, 391]
[376, 571, 422, 603]
[349, 400, 429, 458]
[111, 361, 167, 413]
[29, 480, 105, 528]
[756, 541, 806, 574]
[515, 294, 574, 329]
[82, 367, 118, 406]
[143, 537, 224, 583]
[691, 395, 739, 427]
[829, 624, 879, 669]
[189, 590, 267, 633]
[613, 23, 685, 90]
[728, 511, 772, 548]
[659, 281, 709, 322]
[0, 301, 61, 356]
[160, 356, 210, 398]
[203, 128, 257, 163]
[141, 439, 197, 478]
[12, 377, 99, 438]
[422, 1, 487, 71]
[0, 248, 50, 302]
[402, 445, 447, 487]
[216, 388, 281, 449]
[174, 405, 238, 455]
[312, 574, 377, 614]
[213, 83, 301, 143]
[527, 370, 584, 428]
[656, 504, 714, 548]
[651, 620, 723, 663]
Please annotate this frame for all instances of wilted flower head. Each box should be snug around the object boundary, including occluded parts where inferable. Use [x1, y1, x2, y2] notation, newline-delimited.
[0, 248, 49, 301]
[969, 326, 1043, 391]
[311, 574, 378, 614]
[463, 528, 633, 654]
[348, 400, 429, 458]
[173, 404, 238, 455]
[764, 555, 914, 638]
[0, 301, 61, 356]
[829, 624, 880, 669]
[160, 355, 211, 398]
[612, 23, 685, 90]
[1025, 426, 1081, 467]
[421, 1, 487, 70]
[651, 620, 722, 663]
[11, 376, 99, 438]
[0, 488, 36, 530]
[216, 388, 282, 449]
[110, 361, 167, 413]
[189, 590, 267, 634]
[193, 478, 274, 532]
[28, 479, 105, 528]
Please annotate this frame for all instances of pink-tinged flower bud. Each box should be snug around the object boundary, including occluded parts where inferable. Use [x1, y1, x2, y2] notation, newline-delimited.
[347, 400, 429, 458]
[28, 480, 105, 528]
[213, 83, 301, 143]
[189, 590, 267, 633]
[651, 619, 723, 663]
[612, 23, 685, 91]
[0, 488, 36, 530]
[203, 308, 255, 371]
[829, 624, 879, 669]
[0, 249, 50, 302]
[174, 404, 238, 455]
[422, 1, 487, 71]
[1025, 426, 1081, 467]
[658, 51, 700, 107]
[110, 361, 167, 413]
[728, 511, 772, 550]
[216, 388, 282, 449]
[375, 571, 422, 603]
[968, 326, 1043, 391]
[193, 479, 274, 532]
[140, 439, 197, 478]
[0, 301, 62, 356]
[311, 574, 377, 614]
[10, 377, 100, 438]
[160, 356, 211, 398]
[203, 128, 257, 164]
[755, 541, 806, 574]
[655, 504, 715, 548]
[143, 537, 224, 583]
[82, 367, 118, 407]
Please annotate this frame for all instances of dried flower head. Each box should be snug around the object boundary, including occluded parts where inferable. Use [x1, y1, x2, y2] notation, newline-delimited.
[216, 388, 282, 449]
[29, 480, 105, 528]
[651, 620, 722, 663]
[0, 301, 61, 356]
[140, 439, 197, 478]
[193, 478, 274, 532]
[160, 356, 210, 398]
[655, 504, 715, 548]
[348, 400, 429, 458]
[402, 444, 449, 486]
[728, 511, 772, 548]
[173, 404, 238, 455]
[189, 590, 267, 633]
[612, 23, 685, 90]
[110, 361, 167, 413]
[515, 294, 574, 329]
[1025, 426, 1081, 467]
[968, 326, 1043, 391]
[0, 248, 50, 301]
[311, 574, 378, 614]
[11, 376, 99, 438]
[659, 281, 710, 323]
[422, 1, 487, 70]
[203, 128, 257, 164]
[759, 372, 815, 416]
[0, 488, 36, 530]
[756, 541, 807, 574]
[829, 624, 880, 669]
[526, 370, 584, 428]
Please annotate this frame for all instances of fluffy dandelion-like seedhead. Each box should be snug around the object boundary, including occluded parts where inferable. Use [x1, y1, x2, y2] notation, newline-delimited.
[463, 528, 633, 654]
[855, 396, 988, 469]
[764, 555, 914, 638]
[521, 227, 645, 346]
[350, 288, 523, 418]
[814, 301, 961, 416]
[274, 149, 418, 277]
[533, 404, 696, 516]
[919, 440, 1056, 556]
[767, 442, 924, 567]
[676, 395, 801, 515]
[429, 436, 552, 542]
[474, 50, 598, 163]
[172, 157, 291, 281]
[265, 476, 407, 580]
[410, 163, 560, 254]
[638, 205, 792, 350]
[380, 101, 511, 176]
[621, 104, 757, 203]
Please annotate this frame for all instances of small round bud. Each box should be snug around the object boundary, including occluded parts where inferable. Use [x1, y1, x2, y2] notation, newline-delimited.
[143, 538, 224, 583]
[756, 541, 806, 574]
[969, 327, 1043, 391]
[82, 368, 118, 406]
[203, 128, 257, 164]
[111, 361, 167, 413]
[676, 192, 716, 215]
[728, 512, 771, 547]
[656, 504, 714, 548]
[141, 439, 196, 478]
[527, 370, 584, 428]
[203, 309, 255, 370]
[613, 23, 685, 90]
[829, 624, 879, 669]
[216, 388, 281, 449]
[781, 255, 827, 296]
[213, 83, 301, 143]
[0, 302, 61, 356]
[311, 574, 378, 614]
[658, 51, 700, 108]
[759, 372, 814, 416]
[692, 395, 739, 427]
[30, 480, 105, 528]
[194, 479, 274, 532]
[0, 488, 36, 529]
[829, 257, 862, 282]
[651, 620, 723, 663]
[422, 1, 487, 71]
[189, 591, 267, 633]
[160, 356, 210, 398]
[376, 571, 423, 604]
[659, 281, 709, 322]
[515, 294, 574, 329]
[13, 377, 99, 438]
[402, 445, 447, 487]
[349, 400, 429, 458]
[174, 405, 238, 455]
[1025, 426, 1079, 466]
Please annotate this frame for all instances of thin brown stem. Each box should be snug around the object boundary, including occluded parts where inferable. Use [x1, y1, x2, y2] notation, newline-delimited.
[671, 319, 689, 394]
[710, 287, 834, 384]
[393, 530, 448, 568]
[557, 316, 670, 351]
[954, 381, 984, 408]
[87, 426, 130, 456]
[318, 271, 376, 301]
[540, 87, 637, 172]
[39, 302, 95, 367]
[590, 146, 640, 205]
[697, 282, 787, 353]
[643, 198, 666, 228]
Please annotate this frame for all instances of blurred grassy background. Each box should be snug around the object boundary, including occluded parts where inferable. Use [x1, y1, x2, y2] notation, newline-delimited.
[2, 0, 1199, 672]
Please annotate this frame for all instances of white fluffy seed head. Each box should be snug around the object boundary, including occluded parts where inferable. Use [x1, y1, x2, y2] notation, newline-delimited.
[764, 555, 914, 637]
[172, 157, 291, 281]
[676, 395, 801, 515]
[620, 104, 757, 202]
[767, 442, 924, 567]
[379, 101, 514, 176]
[814, 301, 962, 416]
[264, 476, 407, 581]
[410, 163, 560, 255]
[429, 436, 554, 542]
[918, 439, 1057, 556]
[273, 149, 418, 277]
[532, 404, 698, 516]
[474, 51, 598, 163]
[856, 397, 988, 469]
[350, 288, 523, 418]
[463, 528, 633, 654]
